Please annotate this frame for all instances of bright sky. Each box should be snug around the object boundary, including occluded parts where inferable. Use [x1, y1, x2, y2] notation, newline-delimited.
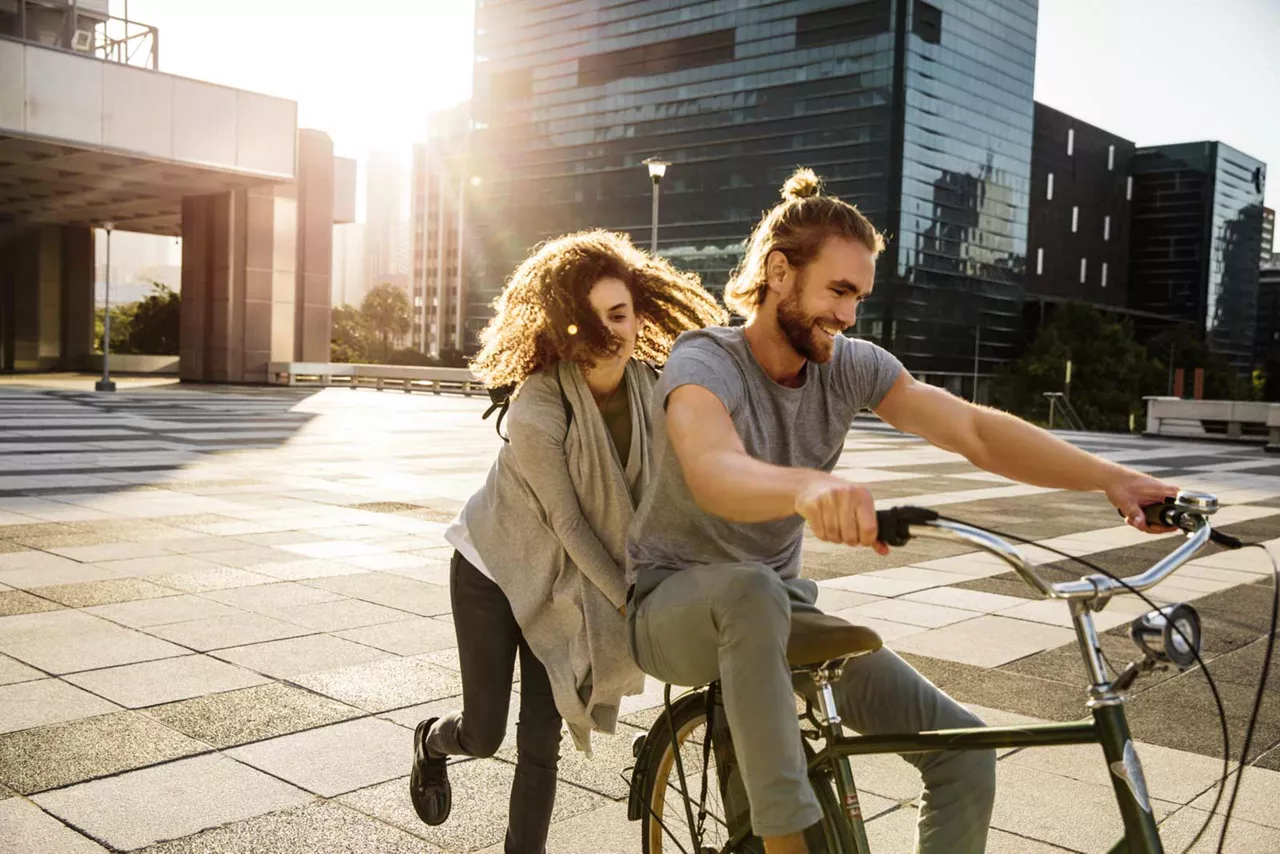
[119, 0, 1279, 246]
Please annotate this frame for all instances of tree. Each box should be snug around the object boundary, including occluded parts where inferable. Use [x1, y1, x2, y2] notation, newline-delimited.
[360, 282, 412, 362]
[993, 303, 1164, 432]
[124, 282, 180, 354]
[330, 304, 371, 363]
[1146, 325, 1254, 401]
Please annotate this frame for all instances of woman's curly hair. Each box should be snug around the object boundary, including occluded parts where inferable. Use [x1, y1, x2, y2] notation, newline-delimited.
[470, 230, 728, 388]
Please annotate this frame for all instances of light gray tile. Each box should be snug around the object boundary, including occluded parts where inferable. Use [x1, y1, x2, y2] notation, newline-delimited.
[150, 566, 277, 593]
[1190, 766, 1280, 830]
[843, 598, 978, 629]
[144, 682, 362, 749]
[228, 717, 411, 797]
[0, 561, 120, 590]
[203, 581, 345, 614]
[0, 678, 120, 734]
[146, 612, 314, 652]
[270, 598, 412, 632]
[0, 710, 207, 794]
[195, 547, 300, 568]
[0, 653, 43, 685]
[901, 586, 1030, 614]
[0, 797, 108, 853]
[0, 610, 187, 674]
[0, 589, 63, 616]
[64, 655, 270, 709]
[34, 577, 178, 608]
[891, 615, 1075, 668]
[304, 573, 451, 616]
[335, 617, 457, 656]
[48, 542, 177, 563]
[248, 558, 367, 581]
[33, 754, 313, 851]
[212, 634, 393, 679]
[85, 594, 243, 628]
[1157, 806, 1280, 853]
[91, 554, 224, 578]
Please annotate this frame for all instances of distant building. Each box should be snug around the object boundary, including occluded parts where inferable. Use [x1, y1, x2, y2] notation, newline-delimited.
[1026, 103, 1135, 309]
[1256, 253, 1280, 359]
[409, 104, 470, 357]
[1128, 142, 1267, 370]
[331, 223, 366, 307]
[1264, 207, 1275, 259]
[364, 152, 411, 293]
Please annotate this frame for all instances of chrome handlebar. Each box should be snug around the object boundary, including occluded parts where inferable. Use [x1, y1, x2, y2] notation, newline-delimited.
[899, 491, 1220, 603]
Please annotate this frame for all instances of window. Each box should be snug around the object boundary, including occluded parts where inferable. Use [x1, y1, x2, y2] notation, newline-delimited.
[1047, 172, 1054, 200]
[1080, 257, 1087, 284]
[1071, 206, 1079, 233]
[1101, 262, 1109, 288]
[1108, 145, 1116, 171]
[1126, 175, 1133, 200]
[1067, 129, 1075, 157]
[1104, 215, 1111, 241]
[797, 0, 891, 49]
[1036, 247, 1044, 275]
[579, 29, 735, 87]
[912, 0, 943, 44]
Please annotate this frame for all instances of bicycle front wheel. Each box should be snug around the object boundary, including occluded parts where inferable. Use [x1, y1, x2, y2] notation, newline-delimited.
[635, 690, 851, 854]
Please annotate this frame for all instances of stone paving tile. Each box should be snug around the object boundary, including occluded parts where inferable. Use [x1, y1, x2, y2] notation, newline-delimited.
[151, 565, 278, 593]
[475, 801, 639, 854]
[303, 573, 453, 617]
[1189, 767, 1280, 830]
[498, 722, 643, 801]
[1127, 668, 1280, 762]
[293, 656, 464, 713]
[195, 546, 303, 568]
[34, 577, 178, 608]
[843, 597, 978, 629]
[228, 717, 411, 798]
[85, 593, 245, 629]
[0, 678, 121, 733]
[0, 797, 109, 853]
[1158, 806, 1280, 853]
[32, 753, 314, 852]
[335, 616, 457, 656]
[0, 653, 43, 685]
[212, 634, 393, 679]
[0, 609, 187, 674]
[0, 588, 63, 616]
[248, 558, 368, 581]
[0, 710, 208, 794]
[270, 598, 414, 632]
[340, 762, 605, 854]
[136, 800, 446, 853]
[65, 654, 271, 709]
[145, 681, 362, 748]
[0, 558, 120, 590]
[900, 585, 1029, 613]
[48, 541, 178, 562]
[892, 615, 1076, 668]
[203, 581, 346, 613]
[91, 554, 225, 578]
[146, 611, 314, 651]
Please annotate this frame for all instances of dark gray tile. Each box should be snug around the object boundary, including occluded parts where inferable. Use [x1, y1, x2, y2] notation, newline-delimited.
[293, 657, 463, 713]
[34, 577, 177, 608]
[0, 711, 207, 794]
[939, 668, 1090, 723]
[137, 800, 445, 853]
[0, 590, 63, 617]
[1126, 669, 1280, 762]
[0, 541, 25, 554]
[144, 682, 362, 748]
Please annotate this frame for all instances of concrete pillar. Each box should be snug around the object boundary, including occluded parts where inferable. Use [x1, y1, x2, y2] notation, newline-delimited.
[179, 129, 338, 383]
[0, 224, 94, 372]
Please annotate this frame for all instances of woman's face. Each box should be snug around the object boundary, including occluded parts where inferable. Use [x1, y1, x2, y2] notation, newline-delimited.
[586, 276, 639, 365]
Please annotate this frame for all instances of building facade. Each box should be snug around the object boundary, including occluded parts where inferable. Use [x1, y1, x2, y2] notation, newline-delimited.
[1263, 206, 1275, 259]
[466, 0, 1038, 390]
[1256, 253, 1280, 359]
[1025, 102, 1134, 309]
[409, 105, 470, 357]
[364, 152, 411, 294]
[1128, 142, 1267, 369]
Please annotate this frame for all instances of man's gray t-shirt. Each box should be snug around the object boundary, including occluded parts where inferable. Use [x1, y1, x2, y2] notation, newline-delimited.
[626, 326, 903, 585]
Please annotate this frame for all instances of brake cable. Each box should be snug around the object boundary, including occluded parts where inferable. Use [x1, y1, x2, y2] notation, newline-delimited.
[927, 513, 1262, 854]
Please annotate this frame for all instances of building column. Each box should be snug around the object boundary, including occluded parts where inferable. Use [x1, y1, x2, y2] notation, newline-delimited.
[0, 224, 93, 372]
[295, 130, 334, 362]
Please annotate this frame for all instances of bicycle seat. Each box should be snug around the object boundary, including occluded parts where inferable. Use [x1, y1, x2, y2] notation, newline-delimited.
[787, 611, 883, 668]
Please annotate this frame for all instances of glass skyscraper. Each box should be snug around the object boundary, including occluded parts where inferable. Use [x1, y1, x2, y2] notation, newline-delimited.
[465, 0, 1038, 389]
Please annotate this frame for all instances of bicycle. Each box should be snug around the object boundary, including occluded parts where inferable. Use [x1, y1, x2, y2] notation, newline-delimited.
[626, 490, 1260, 854]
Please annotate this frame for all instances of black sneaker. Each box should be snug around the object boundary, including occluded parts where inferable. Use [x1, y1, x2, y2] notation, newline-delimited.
[410, 717, 451, 826]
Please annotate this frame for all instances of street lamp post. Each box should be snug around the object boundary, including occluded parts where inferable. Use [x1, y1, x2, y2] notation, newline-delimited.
[641, 157, 670, 254]
[96, 222, 116, 393]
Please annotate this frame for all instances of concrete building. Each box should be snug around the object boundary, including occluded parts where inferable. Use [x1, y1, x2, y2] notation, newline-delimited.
[1263, 206, 1275, 259]
[1255, 253, 1280, 358]
[331, 222, 366, 308]
[409, 104, 469, 358]
[364, 151, 411, 295]
[0, 5, 354, 379]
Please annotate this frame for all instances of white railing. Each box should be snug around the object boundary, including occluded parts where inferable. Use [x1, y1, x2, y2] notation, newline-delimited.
[267, 362, 485, 397]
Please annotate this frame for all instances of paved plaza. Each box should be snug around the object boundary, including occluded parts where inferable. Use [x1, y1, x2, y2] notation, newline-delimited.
[0, 378, 1278, 853]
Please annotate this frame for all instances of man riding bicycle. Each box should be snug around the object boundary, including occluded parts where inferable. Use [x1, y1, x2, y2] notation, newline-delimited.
[624, 168, 1176, 854]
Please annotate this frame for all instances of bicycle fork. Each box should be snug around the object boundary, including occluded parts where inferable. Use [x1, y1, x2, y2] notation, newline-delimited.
[813, 668, 872, 854]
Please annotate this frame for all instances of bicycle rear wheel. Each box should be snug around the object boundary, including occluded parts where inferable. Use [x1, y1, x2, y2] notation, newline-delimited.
[636, 690, 851, 853]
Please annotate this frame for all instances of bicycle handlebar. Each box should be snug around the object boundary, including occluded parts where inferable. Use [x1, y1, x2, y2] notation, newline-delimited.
[875, 490, 1223, 602]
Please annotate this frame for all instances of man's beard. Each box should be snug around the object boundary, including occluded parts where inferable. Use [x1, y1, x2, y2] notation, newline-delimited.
[777, 280, 837, 363]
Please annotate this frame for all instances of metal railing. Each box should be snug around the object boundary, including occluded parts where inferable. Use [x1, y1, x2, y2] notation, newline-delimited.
[267, 362, 486, 397]
[6, 0, 159, 69]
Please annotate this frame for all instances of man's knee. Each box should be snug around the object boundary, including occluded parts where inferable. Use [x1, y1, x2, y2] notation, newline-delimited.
[718, 563, 789, 628]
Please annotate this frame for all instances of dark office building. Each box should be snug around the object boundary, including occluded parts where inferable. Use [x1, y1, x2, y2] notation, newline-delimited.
[1263, 206, 1275, 259]
[465, 0, 1038, 391]
[1025, 103, 1134, 311]
[1257, 254, 1280, 359]
[1129, 142, 1267, 370]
